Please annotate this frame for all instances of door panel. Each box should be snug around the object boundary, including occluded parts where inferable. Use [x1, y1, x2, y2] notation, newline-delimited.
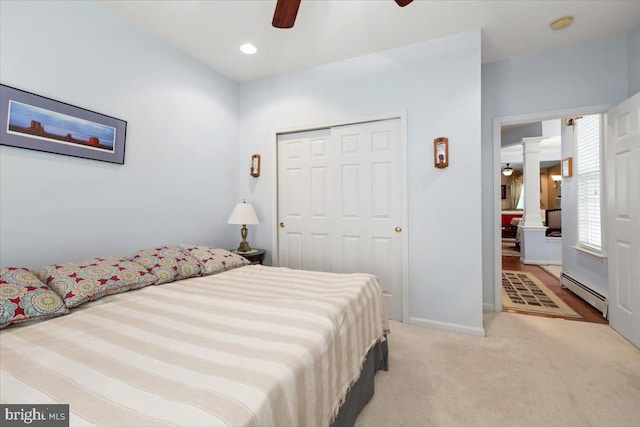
[311, 167, 327, 217]
[311, 233, 330, 272]
[341, 164, 360, 218]
[277, 119, 403, 320]
[606, 92, 640, 348]
[372, 162, 392, 218]
[286, 233, 303, 270]
[277, 129, 332, 272]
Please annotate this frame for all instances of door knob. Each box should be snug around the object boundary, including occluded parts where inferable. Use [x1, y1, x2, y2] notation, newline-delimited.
[280, 222, 285, 228]
[395, 227, 402, 232]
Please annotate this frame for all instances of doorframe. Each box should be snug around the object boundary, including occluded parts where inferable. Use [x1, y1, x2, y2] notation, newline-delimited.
[492, 104, 611, 311]
[271, 111, 409, 323]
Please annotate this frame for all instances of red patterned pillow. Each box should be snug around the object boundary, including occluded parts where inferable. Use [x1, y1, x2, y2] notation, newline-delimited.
[180, 245, 250, 275]
[0, 267, 69, 328]
[36, 257, 158, 308]
[129, 245, 202, 285]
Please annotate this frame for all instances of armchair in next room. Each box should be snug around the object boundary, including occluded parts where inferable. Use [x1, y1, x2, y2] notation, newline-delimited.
[546, 209, 561, 237]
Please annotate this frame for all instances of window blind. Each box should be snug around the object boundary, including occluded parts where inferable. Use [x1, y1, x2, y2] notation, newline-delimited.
[576, 114, 602, 252]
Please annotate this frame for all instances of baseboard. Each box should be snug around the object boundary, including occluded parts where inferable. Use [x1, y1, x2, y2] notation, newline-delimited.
[483, 302, 496, 312]
[519, 257, 549, 265]
[409, 316, 485, 337]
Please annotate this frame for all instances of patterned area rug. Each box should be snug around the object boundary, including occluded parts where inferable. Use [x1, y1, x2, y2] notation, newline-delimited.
[502, 239, 520, 257]
[502, 271, 580, 318]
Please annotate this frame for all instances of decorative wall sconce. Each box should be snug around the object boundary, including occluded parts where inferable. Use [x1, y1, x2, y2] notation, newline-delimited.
[551, 174, 562, 188]
[250, 154, 261, 177]
[434, 137, 448, 169]
[564, 116, 583, 127]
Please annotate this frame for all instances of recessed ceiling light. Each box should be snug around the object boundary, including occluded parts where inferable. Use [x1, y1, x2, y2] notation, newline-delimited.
[550, 16, 573, 31]
[240, 43, 257, 55]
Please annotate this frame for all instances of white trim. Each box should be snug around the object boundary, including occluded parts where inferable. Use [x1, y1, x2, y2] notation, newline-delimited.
[399, 113, 409, 324]
[572, 245, 608, 261]
[409, 316, 486, 337]
[492, 104, 612, 314]
[273, 111, 410, 324]
[519, 257, 550, 265]
[273, 111, 407, 136]
[483, 302, 496, 312]
[270, 129, 279, 267]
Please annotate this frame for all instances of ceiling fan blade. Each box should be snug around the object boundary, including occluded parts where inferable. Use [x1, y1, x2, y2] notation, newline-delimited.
[272, 0, 301, 29]
[394, 0, 413, 6]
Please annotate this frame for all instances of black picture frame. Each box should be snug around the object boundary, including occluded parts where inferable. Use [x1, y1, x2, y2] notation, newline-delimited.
[501, 185, 507, 200]
[0, 84, 126, 164]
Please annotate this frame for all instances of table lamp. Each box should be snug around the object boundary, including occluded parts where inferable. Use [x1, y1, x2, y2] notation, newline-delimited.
[227, 200, 259, 253]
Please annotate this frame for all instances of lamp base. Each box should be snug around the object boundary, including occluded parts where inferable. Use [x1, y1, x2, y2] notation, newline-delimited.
[236, 241, 252, 253]
[236, 224, 252, 253]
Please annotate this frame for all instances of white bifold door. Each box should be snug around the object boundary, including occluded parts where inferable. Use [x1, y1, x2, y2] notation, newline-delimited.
[277, 119, 404, 320]
[606, 92, 640, 348]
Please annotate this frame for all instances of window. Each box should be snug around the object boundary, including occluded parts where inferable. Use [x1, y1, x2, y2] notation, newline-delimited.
[516, 184, 524, 210]
[576, 114, 603, 253]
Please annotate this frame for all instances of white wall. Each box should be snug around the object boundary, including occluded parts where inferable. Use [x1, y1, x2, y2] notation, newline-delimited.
[481, 35, 629, 305]
[238, 31, 484, 334]
[629, 22, 640, 97]
[0, 1, 240, 268]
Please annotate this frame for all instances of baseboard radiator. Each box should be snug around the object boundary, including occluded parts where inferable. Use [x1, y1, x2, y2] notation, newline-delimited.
[561, 272, 608, 317]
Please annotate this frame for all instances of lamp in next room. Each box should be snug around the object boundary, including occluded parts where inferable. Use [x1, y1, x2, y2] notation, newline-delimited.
[502, 163, 514, 176]
[227, 200, 260, 253]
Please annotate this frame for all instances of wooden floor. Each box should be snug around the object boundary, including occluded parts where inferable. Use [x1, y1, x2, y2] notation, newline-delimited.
[502, 255, 608, 324]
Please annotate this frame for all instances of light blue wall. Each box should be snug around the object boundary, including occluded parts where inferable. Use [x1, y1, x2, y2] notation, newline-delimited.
[0, 1, 240, 268]
[238, 31, 484, 334]
[481, 35, 629, 306]
[628, 22, 640, 96]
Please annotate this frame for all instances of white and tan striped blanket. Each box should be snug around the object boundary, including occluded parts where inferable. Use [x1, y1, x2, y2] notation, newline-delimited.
[0, 265, 389, 427]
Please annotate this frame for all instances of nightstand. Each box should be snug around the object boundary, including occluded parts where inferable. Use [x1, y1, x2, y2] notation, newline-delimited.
[232, 249, 266, 265]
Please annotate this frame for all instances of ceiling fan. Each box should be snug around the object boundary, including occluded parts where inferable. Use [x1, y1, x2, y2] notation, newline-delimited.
[272, 0, 413, 29]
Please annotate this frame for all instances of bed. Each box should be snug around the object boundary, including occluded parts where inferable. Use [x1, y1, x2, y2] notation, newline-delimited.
[0, 253, 389, 427]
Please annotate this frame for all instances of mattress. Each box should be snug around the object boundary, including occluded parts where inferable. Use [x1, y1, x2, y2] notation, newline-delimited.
[0, 265, 389, 426]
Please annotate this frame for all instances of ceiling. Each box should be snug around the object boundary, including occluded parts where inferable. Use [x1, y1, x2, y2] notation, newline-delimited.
[101, 0, 640, 83]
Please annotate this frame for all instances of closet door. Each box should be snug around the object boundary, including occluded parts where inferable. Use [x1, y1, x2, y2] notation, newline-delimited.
[277, 119, 404, 320]
[277, 128, 333, 273]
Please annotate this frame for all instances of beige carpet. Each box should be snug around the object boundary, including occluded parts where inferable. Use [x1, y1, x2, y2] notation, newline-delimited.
[356, 314, 640, 427]
[502, 271, 580, 318]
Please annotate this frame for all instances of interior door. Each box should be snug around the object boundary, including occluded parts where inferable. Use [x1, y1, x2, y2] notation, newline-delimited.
[277, 119, 404, 320]
[605, 92, 640, 348]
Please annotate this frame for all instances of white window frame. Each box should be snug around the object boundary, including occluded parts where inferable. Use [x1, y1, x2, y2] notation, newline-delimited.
[575, 114, 604, 254]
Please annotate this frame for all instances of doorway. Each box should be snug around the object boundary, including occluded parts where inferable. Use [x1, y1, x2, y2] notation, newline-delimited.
[493, 107, 608, 320]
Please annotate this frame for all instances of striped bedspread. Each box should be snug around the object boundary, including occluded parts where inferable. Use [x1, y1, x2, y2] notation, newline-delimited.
[0, 265, 389, 427]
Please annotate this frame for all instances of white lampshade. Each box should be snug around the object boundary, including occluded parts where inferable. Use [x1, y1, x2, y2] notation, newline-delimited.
[227, 202, 259, 225]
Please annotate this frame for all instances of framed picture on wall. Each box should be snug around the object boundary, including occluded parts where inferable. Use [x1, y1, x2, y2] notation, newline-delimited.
[501, 185, 507, 200]
[0, 84, 127, 164]
[562, 157, 572, 178]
